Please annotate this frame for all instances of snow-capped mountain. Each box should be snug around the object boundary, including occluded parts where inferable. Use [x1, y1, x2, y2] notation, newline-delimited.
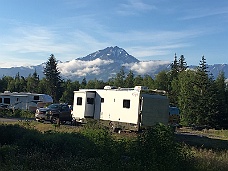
[78, 46, 139, 63]
[58, 46, 170, 81]
[0, 46, 228, 82]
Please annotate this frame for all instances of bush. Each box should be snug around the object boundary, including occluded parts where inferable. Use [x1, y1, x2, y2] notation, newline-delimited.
[0, 109, 34, 119]
[0, 123, 194, 171]
[132, 124, 194, 171]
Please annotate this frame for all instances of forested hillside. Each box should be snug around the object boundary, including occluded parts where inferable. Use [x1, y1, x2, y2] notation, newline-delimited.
[0, 54, 228, 129]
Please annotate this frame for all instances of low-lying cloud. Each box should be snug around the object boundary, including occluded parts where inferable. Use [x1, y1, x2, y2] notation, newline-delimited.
[123, 60, 170, 75]
[58, 58, 114, 77]
[58, 58, 170, 78]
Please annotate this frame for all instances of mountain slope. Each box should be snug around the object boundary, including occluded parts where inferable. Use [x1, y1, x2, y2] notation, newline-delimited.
[78, 46, 139, 63]
[0, 46, 228, 82]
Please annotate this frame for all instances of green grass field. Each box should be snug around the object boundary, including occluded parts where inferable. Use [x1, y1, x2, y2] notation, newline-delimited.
[0, 120, 228, 171]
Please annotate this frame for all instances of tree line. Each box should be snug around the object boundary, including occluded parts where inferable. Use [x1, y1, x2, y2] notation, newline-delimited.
[0, 54, 228, 128]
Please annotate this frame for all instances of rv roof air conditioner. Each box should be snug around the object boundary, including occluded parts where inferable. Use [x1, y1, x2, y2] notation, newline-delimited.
[104, 86, 117, 90]
[134, 86, 149, 91]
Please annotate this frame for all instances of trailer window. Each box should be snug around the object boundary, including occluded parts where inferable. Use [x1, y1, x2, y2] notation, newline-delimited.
[34, 96, 39, 100]
[4, 98, 10, 104]
[87, 98, 94, 104]
[77, 97, 82, 105]
[101, 98, 104, 103]
[123, 99, 130, 108]
[0, 98, 2, 103]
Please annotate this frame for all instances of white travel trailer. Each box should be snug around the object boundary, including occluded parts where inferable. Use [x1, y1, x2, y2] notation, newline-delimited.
[72, 86, 169, 131]
[0, 91, 53, 112]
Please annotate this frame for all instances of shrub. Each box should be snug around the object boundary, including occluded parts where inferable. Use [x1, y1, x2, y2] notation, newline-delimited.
[0, 123, 194, 171]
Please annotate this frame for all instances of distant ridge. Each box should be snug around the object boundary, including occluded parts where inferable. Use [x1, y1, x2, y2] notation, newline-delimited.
[0, 46, 228, 81]
[77, 46, 139, 63]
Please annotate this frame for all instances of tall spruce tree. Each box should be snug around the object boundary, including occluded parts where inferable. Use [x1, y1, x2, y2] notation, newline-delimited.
[125, 70, 134, 88]
[27, 70, 39, 93]
[80, 77, 87, 88]
[178, 70, 197, 125]
[43, 54, 62, 102]
[143, 74, 154, 89]
[194, 56, 218, 126]
[154, 70, 169, 92]
[215, 71, 228, 128]
[169, 54, 188, 106]
[114, 67, 125, 88]
[134, 75, 143, 86]
[170, 53, 179, 79]
[179, 55, 188, 72]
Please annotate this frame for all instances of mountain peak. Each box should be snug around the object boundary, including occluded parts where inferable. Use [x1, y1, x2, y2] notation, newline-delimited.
[77, 46, 139, 63]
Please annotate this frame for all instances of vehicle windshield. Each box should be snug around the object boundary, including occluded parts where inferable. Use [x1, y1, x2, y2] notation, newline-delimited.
[48, 104, 61, 110]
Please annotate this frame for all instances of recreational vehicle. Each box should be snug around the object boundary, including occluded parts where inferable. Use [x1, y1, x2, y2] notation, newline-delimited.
[0, 91, 53, 112]
[72, 86, 169, 131]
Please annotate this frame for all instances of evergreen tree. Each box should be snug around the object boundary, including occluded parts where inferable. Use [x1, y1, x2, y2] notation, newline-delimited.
[125, 70, 134, 88]
[178, 70, 198, 125]
[60, 80, 80, 104]
[80, 77, 87, 88]
[215, 71, 228, 128]
[43, 54, 62, 102]
[0, 76, 12, 92]
[192, 56, 219, 127]
[169, 78, 179, 106]
[169, 54, 185, 106]
[85, 79, 96, 89]
[194, 56, 211, 125]
[106, 77, 115, 86]
[143, 74, 154, 89]
[134, 75, 143, 86]
[179, 55, 188, 72]
[37, 78, 47, 94]
[114, 67, 125, 88]
[154, 71, 169, 91]
[170, 53, 179, 79]
[27, 70, 40, 93]
[94, 79, 105, 89]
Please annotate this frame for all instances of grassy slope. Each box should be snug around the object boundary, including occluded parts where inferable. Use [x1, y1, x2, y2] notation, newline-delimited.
[1, 120, 228, 171]
[0, 121, 192, 171]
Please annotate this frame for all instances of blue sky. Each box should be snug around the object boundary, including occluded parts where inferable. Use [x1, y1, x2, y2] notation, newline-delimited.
[0, 0, 228, 68]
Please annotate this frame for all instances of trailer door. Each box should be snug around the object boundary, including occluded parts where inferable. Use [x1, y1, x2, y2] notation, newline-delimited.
[84, 92, 96, 118]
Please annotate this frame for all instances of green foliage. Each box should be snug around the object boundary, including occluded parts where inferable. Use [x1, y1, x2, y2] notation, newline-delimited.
[0, 109, 34, 118]
[125, 70, 134, 88]
[114, 66, 125, 87]
[134, 124, 192, 171]
[60, 79, 80, 104]
[43, 54, 63, 102]
[0, 54, 227, 130]
[134, 75, 143, 86]
[0, 123, 193, 171]
[154, 70, 169, 91]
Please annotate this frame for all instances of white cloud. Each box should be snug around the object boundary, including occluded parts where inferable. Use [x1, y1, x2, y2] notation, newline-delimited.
[117, 0, 156, 15]
[58, 58, 114, 77]
[123, 60, 170, 75]
[181, 6, 228, 20]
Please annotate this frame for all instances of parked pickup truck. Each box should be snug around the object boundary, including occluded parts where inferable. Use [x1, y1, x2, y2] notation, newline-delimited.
[35, 103, 72, 124]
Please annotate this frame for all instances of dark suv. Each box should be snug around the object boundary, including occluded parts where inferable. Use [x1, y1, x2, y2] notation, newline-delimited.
[35, 103, 72, 124]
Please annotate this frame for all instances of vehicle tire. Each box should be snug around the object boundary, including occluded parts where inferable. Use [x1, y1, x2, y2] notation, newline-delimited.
[51, 116, 58, 124]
